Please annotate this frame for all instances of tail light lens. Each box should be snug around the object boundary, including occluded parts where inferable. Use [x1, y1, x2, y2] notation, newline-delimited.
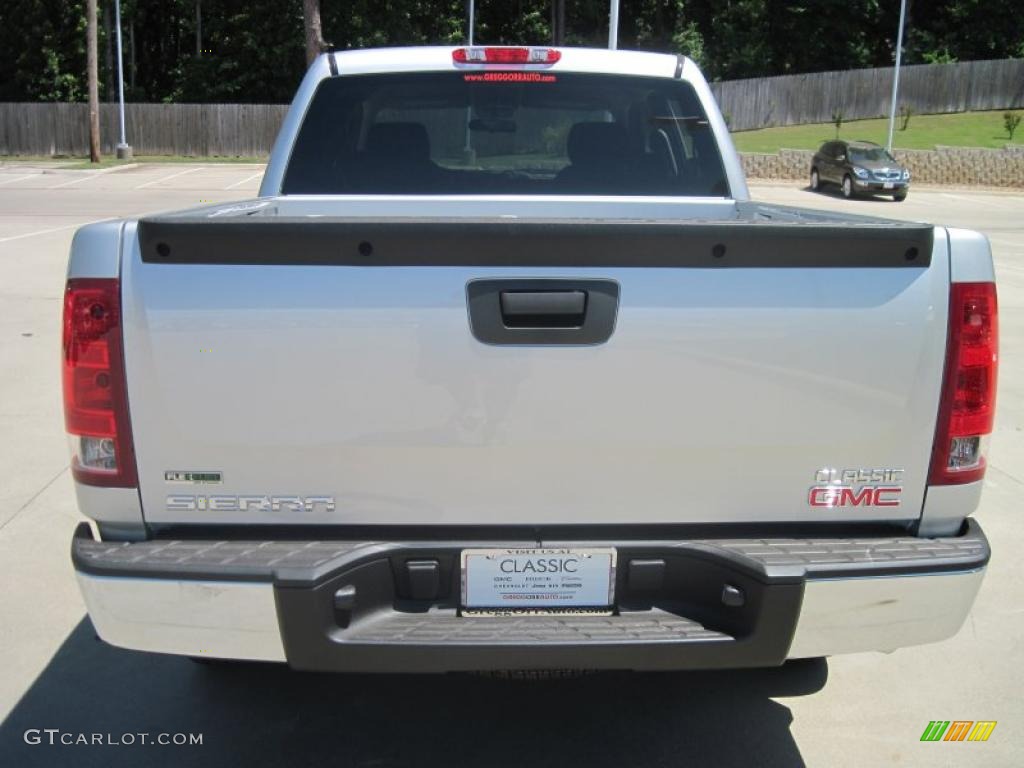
[62, 278, 137, 487]
[453, 47, 561, 64]
[929, 282, 998, 485]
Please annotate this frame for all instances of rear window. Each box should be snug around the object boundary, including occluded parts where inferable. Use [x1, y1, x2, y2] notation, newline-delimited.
[282, 71, 729, 196]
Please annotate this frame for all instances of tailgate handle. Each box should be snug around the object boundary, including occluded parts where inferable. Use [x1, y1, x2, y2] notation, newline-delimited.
[467, 279, 619, 346]
[499, 290, 586, 328]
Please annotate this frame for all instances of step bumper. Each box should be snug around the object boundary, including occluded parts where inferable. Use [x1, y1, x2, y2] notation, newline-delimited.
[72, 520, 989, 671]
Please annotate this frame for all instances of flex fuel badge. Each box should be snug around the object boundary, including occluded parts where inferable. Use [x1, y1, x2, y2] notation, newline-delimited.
[164, 471, 223, 484]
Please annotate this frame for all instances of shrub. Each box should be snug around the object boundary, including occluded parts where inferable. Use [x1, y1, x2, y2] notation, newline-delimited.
[831, 110, 844, 139]
[899, 105, 913, 131]
[1005, 112, 1022, 141]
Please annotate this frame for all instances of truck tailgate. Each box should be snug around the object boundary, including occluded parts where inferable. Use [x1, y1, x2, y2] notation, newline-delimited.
[123, 211, 946, 527]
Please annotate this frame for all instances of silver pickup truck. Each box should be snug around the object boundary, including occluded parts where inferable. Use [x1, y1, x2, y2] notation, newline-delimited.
[65, 46, 997, 673]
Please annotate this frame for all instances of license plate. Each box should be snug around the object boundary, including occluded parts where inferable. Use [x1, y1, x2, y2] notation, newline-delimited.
[883, 182, 894, 189]
[461, 548, 616, 609]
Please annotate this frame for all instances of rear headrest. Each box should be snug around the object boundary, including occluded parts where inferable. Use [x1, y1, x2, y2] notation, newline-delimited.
[566, 122, 628, 165]
[366, 122, 431, 162]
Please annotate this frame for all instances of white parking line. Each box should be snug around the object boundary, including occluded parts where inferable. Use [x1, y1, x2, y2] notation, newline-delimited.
[941, 192, 1020, 210]
[48, 163, 138, 189]
[224, 171, 264, 190]
[0, 218, 113, 244]
[134, 166, 205, 190]
[0, 173, 38, 187]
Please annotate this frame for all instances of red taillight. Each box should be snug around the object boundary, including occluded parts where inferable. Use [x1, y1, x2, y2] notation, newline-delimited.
[62, 278, 137, 487]
[929, 282, 998, 485]
[452, 47, 561, 64]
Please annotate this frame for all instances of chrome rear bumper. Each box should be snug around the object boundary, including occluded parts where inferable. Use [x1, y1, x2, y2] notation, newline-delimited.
[73, 521, 988, 670]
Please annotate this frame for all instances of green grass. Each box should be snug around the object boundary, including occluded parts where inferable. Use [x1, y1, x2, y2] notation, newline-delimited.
[731, 110, 1023, 154]
[0, 154, 266, 169]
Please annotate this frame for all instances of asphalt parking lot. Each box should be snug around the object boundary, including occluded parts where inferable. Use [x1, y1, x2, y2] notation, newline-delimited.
[0, 161, 1021, 767]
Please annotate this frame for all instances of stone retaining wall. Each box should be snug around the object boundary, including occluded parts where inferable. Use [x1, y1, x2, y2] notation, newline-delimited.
[741, 145, 1024, 187]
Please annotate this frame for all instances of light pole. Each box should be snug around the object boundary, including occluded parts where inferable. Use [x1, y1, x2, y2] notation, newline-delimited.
[114, 0, 132, 159]
[885, 0, 907, 153]
[609, 0, 619, 50]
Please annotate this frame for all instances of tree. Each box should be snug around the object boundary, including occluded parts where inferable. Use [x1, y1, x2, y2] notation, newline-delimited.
[899, 105, 914, 131]
[86, 0, 100, 162]
[706, 0, 771, 79]
[551, 0, 565, 45]
[672, 20, 705, 69]
[1005, 112, 1022, 141]
[303, 0, 326, 67]
[2, 0, 1023, 105]
[103, 1, 114, 101]
[832, 109, 844, 139]
[762, 1, 881, 76]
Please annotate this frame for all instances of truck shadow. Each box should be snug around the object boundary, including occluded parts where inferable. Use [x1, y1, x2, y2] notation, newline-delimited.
[1, 619, 826, 767]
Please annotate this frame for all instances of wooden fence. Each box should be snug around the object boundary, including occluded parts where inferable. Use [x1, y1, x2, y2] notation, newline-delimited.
[0, 102, 288, 156]
[2, 58, 1023, 155]
[711, 58, 1024, 131]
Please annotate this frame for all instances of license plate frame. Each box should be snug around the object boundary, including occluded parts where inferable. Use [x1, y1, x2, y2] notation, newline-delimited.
[460, 547, 616, 610]
[883, 181, 895, 189]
